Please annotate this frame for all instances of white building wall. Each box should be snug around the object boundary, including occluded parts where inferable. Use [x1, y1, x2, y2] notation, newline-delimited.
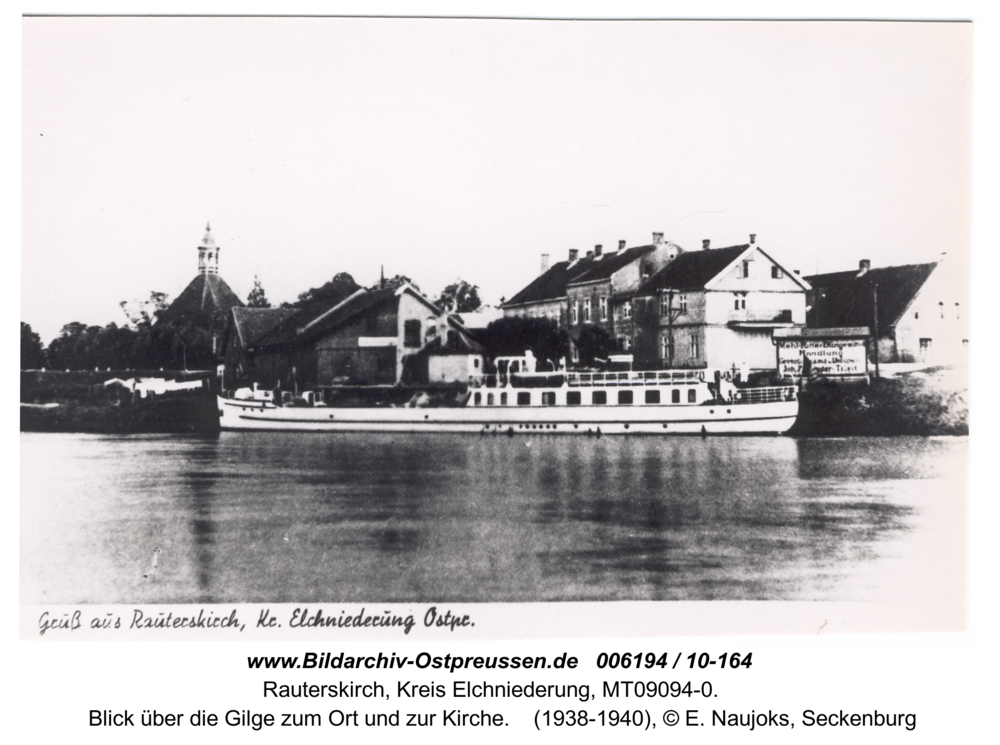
[892, 262, 969, 363]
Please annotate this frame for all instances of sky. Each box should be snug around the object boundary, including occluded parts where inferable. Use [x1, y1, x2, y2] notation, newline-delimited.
[21, 17, 972, 344]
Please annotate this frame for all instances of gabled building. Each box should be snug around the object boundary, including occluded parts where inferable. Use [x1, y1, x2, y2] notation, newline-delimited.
[632, 235, 810, 371]
[501, 248, 596, 327]
[805, 257, 968, 363]
[221, 306, 298, 388]
[565, 234, 683, 361]
[232, 283, 482, 390]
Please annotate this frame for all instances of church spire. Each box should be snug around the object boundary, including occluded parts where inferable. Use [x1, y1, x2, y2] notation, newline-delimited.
[197, 222, 220, 275]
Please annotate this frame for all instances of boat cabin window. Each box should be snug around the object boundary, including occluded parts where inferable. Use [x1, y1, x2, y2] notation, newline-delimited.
[592, 391, 607, 405]
[688, 388, 697, 403]
[487, 393, 494, 406]
[566, 391, 581, 405]
[517, 392, 531, 406]
[672, 389, 681, 404]
[618, 390, 633, 405]
[474, 392, 481, 405]
[541, 392, 556, 406]
[500, 392, 508, 406]
[645, 390, 660, 404]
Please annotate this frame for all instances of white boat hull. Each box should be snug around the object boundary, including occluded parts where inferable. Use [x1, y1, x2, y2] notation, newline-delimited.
[217, 396, 798, 435]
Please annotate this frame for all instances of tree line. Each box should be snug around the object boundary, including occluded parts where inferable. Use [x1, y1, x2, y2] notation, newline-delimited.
[21, 275, 488, 371]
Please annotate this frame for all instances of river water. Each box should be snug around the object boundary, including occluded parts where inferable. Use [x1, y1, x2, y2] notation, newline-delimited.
[20, 433, 966, 605]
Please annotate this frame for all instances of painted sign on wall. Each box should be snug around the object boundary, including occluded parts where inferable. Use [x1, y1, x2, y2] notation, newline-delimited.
[777, 339, 868, 378]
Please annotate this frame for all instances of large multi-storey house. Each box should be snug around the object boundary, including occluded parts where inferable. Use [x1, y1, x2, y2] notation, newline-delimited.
[564, 234, 683, 362]
[631, 236, 810, 372]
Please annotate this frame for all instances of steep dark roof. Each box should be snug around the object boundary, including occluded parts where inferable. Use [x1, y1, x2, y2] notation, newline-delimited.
[157, 273, 244, 326]
[230, 307, 298, 347]
[568, 245, 656, 284]
[503, 258, 596, 306]
[804, 263, 937, 330]
[638, 245, 748, 293]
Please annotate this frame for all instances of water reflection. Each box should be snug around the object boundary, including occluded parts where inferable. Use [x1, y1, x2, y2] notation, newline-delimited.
[20, 433, 964, 604]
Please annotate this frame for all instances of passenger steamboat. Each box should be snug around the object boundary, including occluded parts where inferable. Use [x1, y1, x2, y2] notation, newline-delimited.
[217, 354, 799, 435]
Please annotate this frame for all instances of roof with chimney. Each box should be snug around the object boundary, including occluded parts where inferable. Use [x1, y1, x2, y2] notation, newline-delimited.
[567, 245, 658, 285]
[503, 257, 597, 306]
[804, 262, 938, 331]
[638, 245, 751, 293]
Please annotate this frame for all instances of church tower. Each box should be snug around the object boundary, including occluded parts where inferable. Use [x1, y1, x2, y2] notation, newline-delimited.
[197, 222, 220, 275]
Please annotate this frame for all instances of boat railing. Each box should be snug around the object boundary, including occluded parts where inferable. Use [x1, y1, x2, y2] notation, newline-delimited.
[733, 386, 797, 404]
[469, 369, 706, 388]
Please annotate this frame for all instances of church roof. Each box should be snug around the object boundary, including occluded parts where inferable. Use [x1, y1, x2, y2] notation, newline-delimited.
[157, 273, 244, 327]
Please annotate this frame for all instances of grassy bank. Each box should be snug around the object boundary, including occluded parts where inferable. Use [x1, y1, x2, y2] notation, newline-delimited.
[790, 372, 968, 437]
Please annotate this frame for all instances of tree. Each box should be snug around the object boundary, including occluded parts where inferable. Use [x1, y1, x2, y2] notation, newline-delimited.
[288, 272, 361, 309]
[120, 291, 170, 330]
[436, 280, 482, 313]
[480, 317, 567, 367]
[21, 322, 44, 369]
[247, 276, 271, 308]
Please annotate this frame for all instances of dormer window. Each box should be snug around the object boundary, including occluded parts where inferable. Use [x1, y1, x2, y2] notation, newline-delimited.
[741, 260, 751, 278]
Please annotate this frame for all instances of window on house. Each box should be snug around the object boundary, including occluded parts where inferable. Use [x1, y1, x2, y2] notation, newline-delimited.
[599, 296, 608, 321]
[618, 390, 633, 405]
[583, 298, 591, 323]
[771, 265, 784, 279]
[690, 332, 699, 359]
[571, 302, 578, 325]
[403, 319, 421, 347]
[678, 294, 687, 314]
[660, 294, 670, 316]
[687, 388, 697, 403]
[920, 338, 932, 352]
[623, 300, 632, 319]
[742, 260, 750, 278]
[473, 358, 480, 369]
[660, 335, 669, 360]
[592, 391, 607, 405]
[915, 311, 919, 319]
[517, 392, 531, 406]
[571, 345, 580, 363]
[963, 339, 969, 348]
[671, 389, 681, 403]
[939, 302, 944, 319]
[566, 391, 581, 405]
[645, 390, 660, 404]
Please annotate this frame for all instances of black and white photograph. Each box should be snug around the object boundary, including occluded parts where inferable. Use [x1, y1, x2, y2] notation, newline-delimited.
[20, 15, 971, 639]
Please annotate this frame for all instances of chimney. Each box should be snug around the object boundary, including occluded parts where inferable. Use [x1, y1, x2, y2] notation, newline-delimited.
[652, 232, 664, 246]
[857, 259, 871, 277]
[702, 239, 711, 250]
[594, 244, 603, 259]
[586, 249, 595, 260]
[749, 234, 756, 244]
[540, 253, 550, 275]
[568, 248, 579, 262]
[618, 239, 626, 251]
